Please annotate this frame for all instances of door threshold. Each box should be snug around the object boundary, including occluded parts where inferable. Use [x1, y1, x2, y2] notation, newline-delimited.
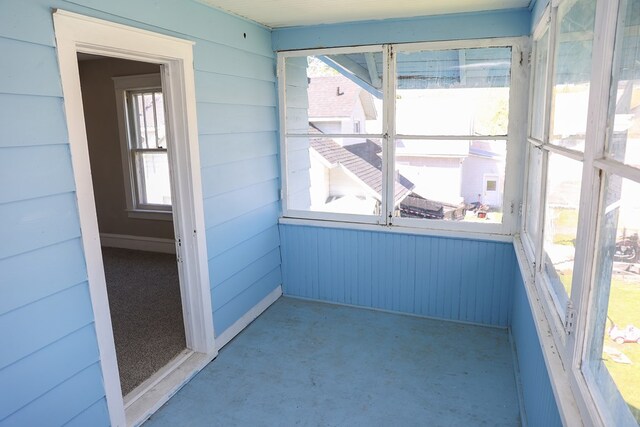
[124, 349, 217, 426]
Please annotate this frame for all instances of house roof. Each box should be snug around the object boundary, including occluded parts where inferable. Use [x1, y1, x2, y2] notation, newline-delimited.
[308, 76, 377, 120]
[308, 126, 413, 204]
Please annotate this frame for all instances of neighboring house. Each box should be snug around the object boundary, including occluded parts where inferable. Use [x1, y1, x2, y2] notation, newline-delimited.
[308, 74, 501, 214]
[307, 124, 414, 214]
[308, 76, 377, 146]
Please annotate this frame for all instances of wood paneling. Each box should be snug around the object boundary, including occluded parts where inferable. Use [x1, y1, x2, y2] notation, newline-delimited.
[280, 224, 516, 327]
[511, 267, 562, 426]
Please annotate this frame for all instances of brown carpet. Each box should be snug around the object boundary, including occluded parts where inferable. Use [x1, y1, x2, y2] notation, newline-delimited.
[101, 247, 186, 396]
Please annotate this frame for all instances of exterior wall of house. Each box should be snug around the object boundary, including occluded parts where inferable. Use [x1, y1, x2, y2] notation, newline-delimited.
[342, 99, 368, 145]
[280, 224, 516, 327]
[461, 155, 504, 207]
[396, 156, 463, 204]
[329, 166, 377, 200]
[309, 152, 330, 208]
[0, 0, 280, 424]
[78, 57, 175, 240]
[511, 264, 563, 427]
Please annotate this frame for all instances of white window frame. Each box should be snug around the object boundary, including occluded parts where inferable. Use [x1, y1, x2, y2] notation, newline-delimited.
[519, 0, 640, 425]
[277, 37, 529, 237]
[113, 73, 173, 221]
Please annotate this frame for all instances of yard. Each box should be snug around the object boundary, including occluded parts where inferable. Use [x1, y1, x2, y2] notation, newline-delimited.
[603, 273, 640, 422]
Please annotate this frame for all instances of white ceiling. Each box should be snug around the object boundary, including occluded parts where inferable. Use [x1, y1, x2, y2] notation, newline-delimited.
[198, 0, 531, 28]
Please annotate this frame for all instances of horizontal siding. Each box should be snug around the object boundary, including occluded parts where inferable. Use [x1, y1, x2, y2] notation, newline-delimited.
[0, 38, 62, 97]
[0, 193, 81, 260]
[1, 0, 281, 423]
[195, 71, 276, 106]
[279, 224, 515, 327]
[203, 179, 279, 225]
[511, 265, 562, 427]
[0, 283, 94, 370]
[0, 325, 99, 419]
[0, 363, 106, 427]
[199, 132, 277, 168]
[212, 249, 281, 310]
[63, 398, 110, 427]
[0, 239, 86, 316]
[205, 201, 280, 259]
[213, 267, 282, 334]
[66, 0, 274, 56]
[197, 103, 277, 135]
[0, 94, 68, 148]
[193, 42, 275, 82]
[0, 145, 75, 204]
[200, 155, 279, 198]
[209, 226, 280, 287]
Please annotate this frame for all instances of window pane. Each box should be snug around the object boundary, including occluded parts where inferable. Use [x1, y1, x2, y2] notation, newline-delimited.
[585, 176, 640, 425]
[130, 90, 165, 149]
[549, 0, 597, 152]
[393, 139, 506, 223]
[530, 27, 550, 141]
[525, 145, 543, 242]
[395, 47, 511, 136]
[543, 153, 582, 299]
[606, 0, 640, 169]
[284, 53, 383, 137]
[136, 152, 171, 206]
[286, 136, 382, 216]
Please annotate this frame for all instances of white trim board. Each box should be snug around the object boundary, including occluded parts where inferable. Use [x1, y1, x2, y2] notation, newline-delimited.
[100, 233, 177, 254]
[215, 286, 283, 350]
[513, 237, 582, 426]
[53, 10, 215, 427]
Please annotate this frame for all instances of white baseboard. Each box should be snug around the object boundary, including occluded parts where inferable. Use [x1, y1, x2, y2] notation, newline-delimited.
[216, 285, 283, 351]
[100, 233, 176, 254]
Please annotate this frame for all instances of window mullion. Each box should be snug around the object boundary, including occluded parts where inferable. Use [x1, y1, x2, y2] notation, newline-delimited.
[383, 44, 396, 225]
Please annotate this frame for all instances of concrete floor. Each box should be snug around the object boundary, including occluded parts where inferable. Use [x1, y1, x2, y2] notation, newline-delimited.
[145, 297, 521, 426]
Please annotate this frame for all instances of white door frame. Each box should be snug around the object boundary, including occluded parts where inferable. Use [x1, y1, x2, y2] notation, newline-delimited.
[53, 10, 216, 426]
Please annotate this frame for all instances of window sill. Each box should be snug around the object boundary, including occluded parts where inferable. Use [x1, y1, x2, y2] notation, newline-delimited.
[513, 236, 583, 426]
[279, 216, 513, 243]
[127, 209, 173, 221]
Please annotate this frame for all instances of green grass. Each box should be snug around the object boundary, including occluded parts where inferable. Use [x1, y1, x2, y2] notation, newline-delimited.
[603, 276, 640, 422]
[551, 208, 578, 246]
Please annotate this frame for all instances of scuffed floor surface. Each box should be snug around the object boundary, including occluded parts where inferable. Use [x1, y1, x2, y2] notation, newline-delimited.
[145, 297, 521, 426]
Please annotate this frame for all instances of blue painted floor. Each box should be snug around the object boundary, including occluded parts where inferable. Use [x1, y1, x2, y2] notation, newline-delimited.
[145, 297, 521, 426]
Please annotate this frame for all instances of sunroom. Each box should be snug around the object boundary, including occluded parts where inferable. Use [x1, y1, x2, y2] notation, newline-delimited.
[1, 0, 639, 426]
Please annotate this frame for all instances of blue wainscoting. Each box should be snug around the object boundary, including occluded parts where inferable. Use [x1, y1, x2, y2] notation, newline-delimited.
[511, 265, 562, 427]
[279, 224, 516, 328]
[0, 0, 281, 424]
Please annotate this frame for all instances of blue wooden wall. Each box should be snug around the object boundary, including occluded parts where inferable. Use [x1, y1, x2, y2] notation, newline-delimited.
[279, 224, 516, 327]
[0, 0, 280, 424]
[271, 8, 531, 51]
[511, 264, 562, 427]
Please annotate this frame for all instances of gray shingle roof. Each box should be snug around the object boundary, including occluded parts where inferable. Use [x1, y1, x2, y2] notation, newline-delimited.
[308, 127, 413, 204]
[308, 76, 376, 119]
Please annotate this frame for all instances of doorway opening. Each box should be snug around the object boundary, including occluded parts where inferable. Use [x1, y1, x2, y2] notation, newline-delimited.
[77, 54, 186, 397]
[54, 10, 215, 426]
